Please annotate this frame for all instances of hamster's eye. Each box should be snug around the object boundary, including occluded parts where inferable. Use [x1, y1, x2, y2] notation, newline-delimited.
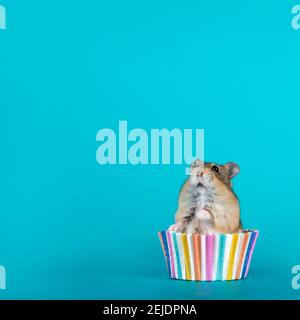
[212, 165, 219, 173]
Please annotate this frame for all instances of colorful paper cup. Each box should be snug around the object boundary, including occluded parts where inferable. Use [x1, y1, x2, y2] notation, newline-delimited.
[158, 230, 259, 281]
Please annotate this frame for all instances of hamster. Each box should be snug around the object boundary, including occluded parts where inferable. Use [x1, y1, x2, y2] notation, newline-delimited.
[169, 159, 242, 234]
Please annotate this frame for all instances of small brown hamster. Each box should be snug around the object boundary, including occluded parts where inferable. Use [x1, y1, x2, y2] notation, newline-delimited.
[169, 159, 242, 234]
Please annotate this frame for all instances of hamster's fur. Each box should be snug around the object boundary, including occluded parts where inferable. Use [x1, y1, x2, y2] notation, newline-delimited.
[169, 159, 242, 234]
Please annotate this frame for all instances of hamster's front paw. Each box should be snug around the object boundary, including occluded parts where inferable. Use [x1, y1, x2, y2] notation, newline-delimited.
[168, 224, 177, 231]
[168, 221, 186, 232]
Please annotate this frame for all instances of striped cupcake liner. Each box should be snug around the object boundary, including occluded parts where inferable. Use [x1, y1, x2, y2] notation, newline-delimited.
[158, 230, 259, 281]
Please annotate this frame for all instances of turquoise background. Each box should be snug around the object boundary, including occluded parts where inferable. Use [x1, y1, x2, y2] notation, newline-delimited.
[1, 0, 300, 299]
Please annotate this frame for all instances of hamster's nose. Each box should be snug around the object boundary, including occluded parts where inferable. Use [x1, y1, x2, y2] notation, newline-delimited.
[197, 172, 203, 177]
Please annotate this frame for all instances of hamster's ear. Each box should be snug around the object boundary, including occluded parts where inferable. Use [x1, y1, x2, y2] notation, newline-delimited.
[224, 162, 240, 179]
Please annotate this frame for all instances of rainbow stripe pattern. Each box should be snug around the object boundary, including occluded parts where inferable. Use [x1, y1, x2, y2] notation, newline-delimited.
[158, 230, 259, 281]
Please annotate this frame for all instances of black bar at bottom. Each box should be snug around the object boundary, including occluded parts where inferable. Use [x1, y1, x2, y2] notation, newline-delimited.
[0, 300, 297, 319]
